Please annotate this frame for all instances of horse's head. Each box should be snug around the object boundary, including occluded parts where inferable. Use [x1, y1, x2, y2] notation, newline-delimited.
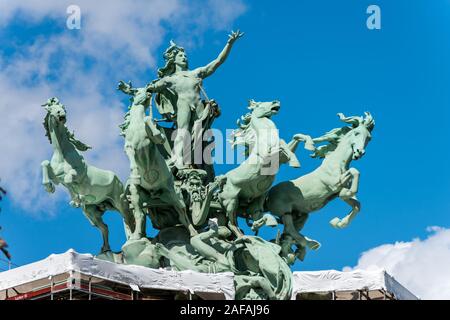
[118, 81, 151, 108]
[232, 100, 280, 150]
[132, 87, 152, 107]
[42, 98, 91, 151]
[248, 99, 280, 118]
[339, 112, 375, 160]
[42, 97, 67, 126]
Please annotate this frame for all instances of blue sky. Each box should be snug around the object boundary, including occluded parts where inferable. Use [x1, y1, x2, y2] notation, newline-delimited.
[0, 0, 449, 297]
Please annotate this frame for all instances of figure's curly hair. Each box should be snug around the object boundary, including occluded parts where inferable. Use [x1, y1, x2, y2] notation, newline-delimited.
[157, 40, 185, 78]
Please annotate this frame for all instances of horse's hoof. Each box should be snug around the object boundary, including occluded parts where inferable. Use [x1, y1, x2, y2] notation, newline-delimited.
[296, 247, 307, 261]
[329, 217, 341, 228]
[337, 221, 349, 229]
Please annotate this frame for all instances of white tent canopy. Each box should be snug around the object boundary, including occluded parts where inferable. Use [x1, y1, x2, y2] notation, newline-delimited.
[0, 249, 235, 300]
[292, 269, 418, 300]
[0, 250, 419, 301]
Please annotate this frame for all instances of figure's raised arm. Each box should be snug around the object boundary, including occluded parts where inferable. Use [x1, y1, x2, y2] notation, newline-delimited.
[195, 30, 244, 79]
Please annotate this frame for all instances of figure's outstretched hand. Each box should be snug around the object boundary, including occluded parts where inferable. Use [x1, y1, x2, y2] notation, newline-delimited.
[117, 80, 127, 91]
[228, 30, 244, 44]
[117, 80, 133, 94]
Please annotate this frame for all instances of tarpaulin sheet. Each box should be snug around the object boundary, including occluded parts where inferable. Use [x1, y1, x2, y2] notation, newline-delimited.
[292, 269, 418, 300]
[0, 249, 235, 300]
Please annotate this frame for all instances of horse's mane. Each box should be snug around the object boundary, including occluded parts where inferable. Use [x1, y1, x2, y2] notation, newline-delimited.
[43, 112, 52, 143]
[310, 112, 375, 158]
[119, 108, 131, 137]
[310, 126, 352, 158]
[119, 87, 151, 136]
[43, 109, 91, 152]
[230, 111, 255, 155]
[67, 129, 91, 152]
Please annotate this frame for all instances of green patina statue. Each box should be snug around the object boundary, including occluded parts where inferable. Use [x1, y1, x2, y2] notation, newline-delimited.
[156, 219, 292, 300]
[218, 99, 307, 238]
[41, 98, 135, 252]
[40, 31, 375, 300]
[117, 82, 197, 240]
[266, 112, 375, 257]
[148, 30, 243, 171]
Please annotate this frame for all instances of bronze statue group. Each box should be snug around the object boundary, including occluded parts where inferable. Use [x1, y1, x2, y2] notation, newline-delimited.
[38, 31, 375, 300]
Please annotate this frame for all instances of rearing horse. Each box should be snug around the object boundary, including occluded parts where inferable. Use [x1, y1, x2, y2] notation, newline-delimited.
[219, 100, 307, 238]
[118, 81, 197, 240]
[266, 112, 374, 254]
[41, 98, 134, 252]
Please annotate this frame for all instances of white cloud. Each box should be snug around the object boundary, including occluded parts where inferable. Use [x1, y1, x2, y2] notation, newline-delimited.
[344, 227, 450, 300]
[0, 0, 246, 215]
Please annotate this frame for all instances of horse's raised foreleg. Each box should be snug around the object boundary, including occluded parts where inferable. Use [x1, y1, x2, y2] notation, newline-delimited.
[330, 168, 361, 228]
[338, 168, 360, 198]
[41, 160, 56, 193]
[83, 205, 110, 253]
[330, 196, 361, 229]
[282, 214, 320, 250]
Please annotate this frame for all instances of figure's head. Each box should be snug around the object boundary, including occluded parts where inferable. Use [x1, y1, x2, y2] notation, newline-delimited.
[339, 112, 374, 160]
[42, 97, 67, 125]
[157, 40, 187, 77]
[248, 99, 281, 118]
[174, 50, 188, 69]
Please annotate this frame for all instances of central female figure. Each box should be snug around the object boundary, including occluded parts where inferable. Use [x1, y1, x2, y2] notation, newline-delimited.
[147, 31, 243, 169]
